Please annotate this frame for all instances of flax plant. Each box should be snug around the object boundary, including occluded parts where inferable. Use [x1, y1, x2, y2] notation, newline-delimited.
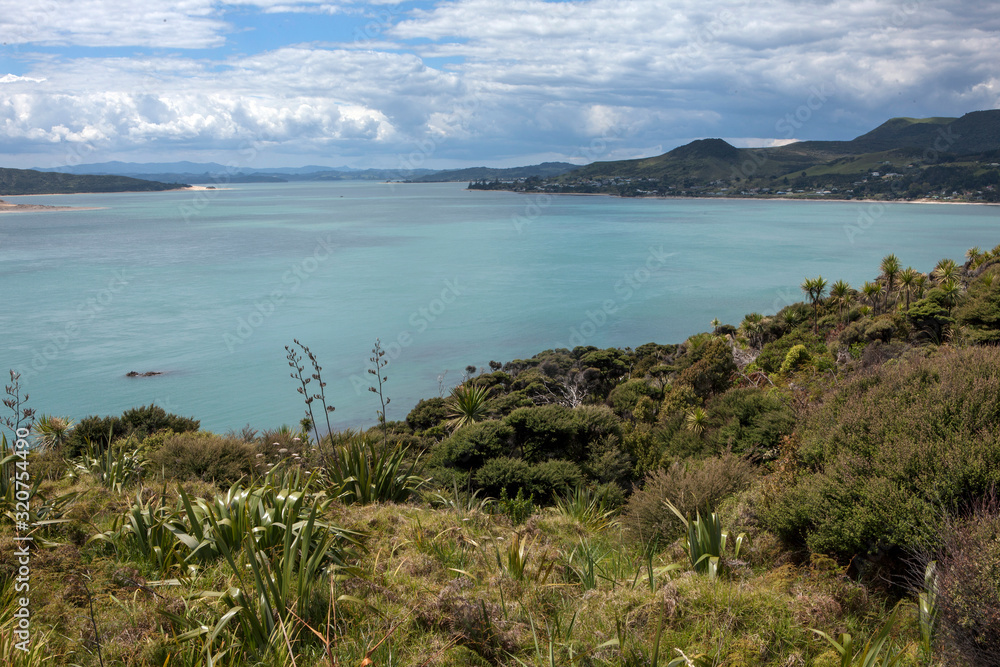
[664, 498, 745, 579]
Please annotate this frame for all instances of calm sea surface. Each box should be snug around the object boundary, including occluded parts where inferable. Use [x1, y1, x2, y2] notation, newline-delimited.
[2, 181, 998, 432]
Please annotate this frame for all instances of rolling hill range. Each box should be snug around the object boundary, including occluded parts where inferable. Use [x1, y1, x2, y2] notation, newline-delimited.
[0, 168, 187, 196]
[471, 110, 1000, 201]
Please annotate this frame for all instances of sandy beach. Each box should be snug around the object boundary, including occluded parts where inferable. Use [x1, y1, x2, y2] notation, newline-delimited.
[0, 198, 105, 213]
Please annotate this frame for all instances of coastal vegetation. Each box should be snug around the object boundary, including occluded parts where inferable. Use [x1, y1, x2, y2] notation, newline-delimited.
[469, 111, 1000, 202]
[6, 244, 1000, 665]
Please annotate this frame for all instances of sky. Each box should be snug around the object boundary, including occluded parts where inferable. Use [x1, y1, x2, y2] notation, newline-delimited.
[1, 0, 999, 171]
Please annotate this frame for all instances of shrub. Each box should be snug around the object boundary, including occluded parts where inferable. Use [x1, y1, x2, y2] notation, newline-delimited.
[504, 405, 579, 462]
[607, 379, 662, 419]
[954, 270, 1000, 344]
[475, 457, 533, 497]
[121, 405, 199, 437]
[582, 434, 635, 489]
[623, 453, 754, 544]
[708, 388, 795, 460]
[147, 431, 258, 484]
[907, 290, 954, 344]
[755, 330, 825, 374]
[406, 397, 449, 432]
[779, 344, 811, 374]
[529, 459, 583, 498]
[936, 499, 1000, 666]
[763, 346, 1000, 564]
[68, 405, 199, 456]
[678, 337, 736, 397]
[430, 420, 513, 470]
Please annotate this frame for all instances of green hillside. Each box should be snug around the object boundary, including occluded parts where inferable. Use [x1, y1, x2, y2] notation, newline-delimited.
[0, 168, 188, 195]
[474, 110, 1000, 201]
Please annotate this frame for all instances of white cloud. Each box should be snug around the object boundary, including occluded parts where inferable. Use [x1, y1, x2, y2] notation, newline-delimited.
[0, 0, 229, 48]
[2, 0, 999, 168]
[0, 74, 47, 83]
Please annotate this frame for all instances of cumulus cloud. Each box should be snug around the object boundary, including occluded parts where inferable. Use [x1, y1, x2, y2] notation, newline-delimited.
[2, 0, 999, 167]
[0, 74, 47, 83]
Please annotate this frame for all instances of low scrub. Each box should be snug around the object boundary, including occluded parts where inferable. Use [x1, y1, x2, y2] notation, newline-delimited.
[146, 431, 259, 484]
[764, 346, 1000, 565]
[623, 453, 754, 544]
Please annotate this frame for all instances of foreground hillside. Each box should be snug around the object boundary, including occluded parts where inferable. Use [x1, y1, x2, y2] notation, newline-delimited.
[5, 244, 1000, 665]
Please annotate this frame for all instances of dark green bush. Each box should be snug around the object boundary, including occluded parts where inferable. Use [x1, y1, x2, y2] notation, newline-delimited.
[121, 405, 199, 437]
[68, 405, 199, 456]
[504, 405, 583, 463]
[763, 346, 1000, 562]
[475, 457, 533, 497]
[146, 431, 258, 484]
[607, 379, 661, 419]
[582, 435, 635, 489]
[430, 420, 513, 470]
[954, 270, 1000, 344]
[677, 337, 736, 397]
[907, 289, 954, 344]
[707, 388, 795, 460]
[472, 456, 584, 501]
[406, 398, 449, 432]
[528, 459, 583, 498]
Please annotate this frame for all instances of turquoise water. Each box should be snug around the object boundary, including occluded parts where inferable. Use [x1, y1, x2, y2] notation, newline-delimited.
[2, 181, 998, 432]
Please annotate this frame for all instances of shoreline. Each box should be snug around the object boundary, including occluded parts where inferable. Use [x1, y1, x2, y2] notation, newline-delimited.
[2, 184, 223, 198]
[0, 185, 225, 212]
[0, 199, 105, 213]
[491, 190, 1000, 206]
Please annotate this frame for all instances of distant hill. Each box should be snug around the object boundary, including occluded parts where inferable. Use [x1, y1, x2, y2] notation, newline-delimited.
[0, 168, 188, 196]
[410, 162, 579, 182]
[475, 110, 1000, 202]
[31, 161, 348, 176]
[33, 161, 437, 183]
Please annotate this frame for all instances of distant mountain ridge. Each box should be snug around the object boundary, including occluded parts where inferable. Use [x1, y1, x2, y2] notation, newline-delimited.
[29, 160, 577, 185]
[409, 162, 579, 182]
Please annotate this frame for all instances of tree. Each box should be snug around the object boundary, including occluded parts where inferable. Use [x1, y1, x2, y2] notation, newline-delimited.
[933, 258, 959, 284]
[830, 280, 851, 326]
[966, 245, 983, 269]
[940, 279, 964, 312]
[862, 281, 884, 314]
[800, 276, 828, 334]
[880, 254, 901, 311]
[445, 383, 494, 431]
[898, 267, 919, 311]
[740, 312, 766, 348]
